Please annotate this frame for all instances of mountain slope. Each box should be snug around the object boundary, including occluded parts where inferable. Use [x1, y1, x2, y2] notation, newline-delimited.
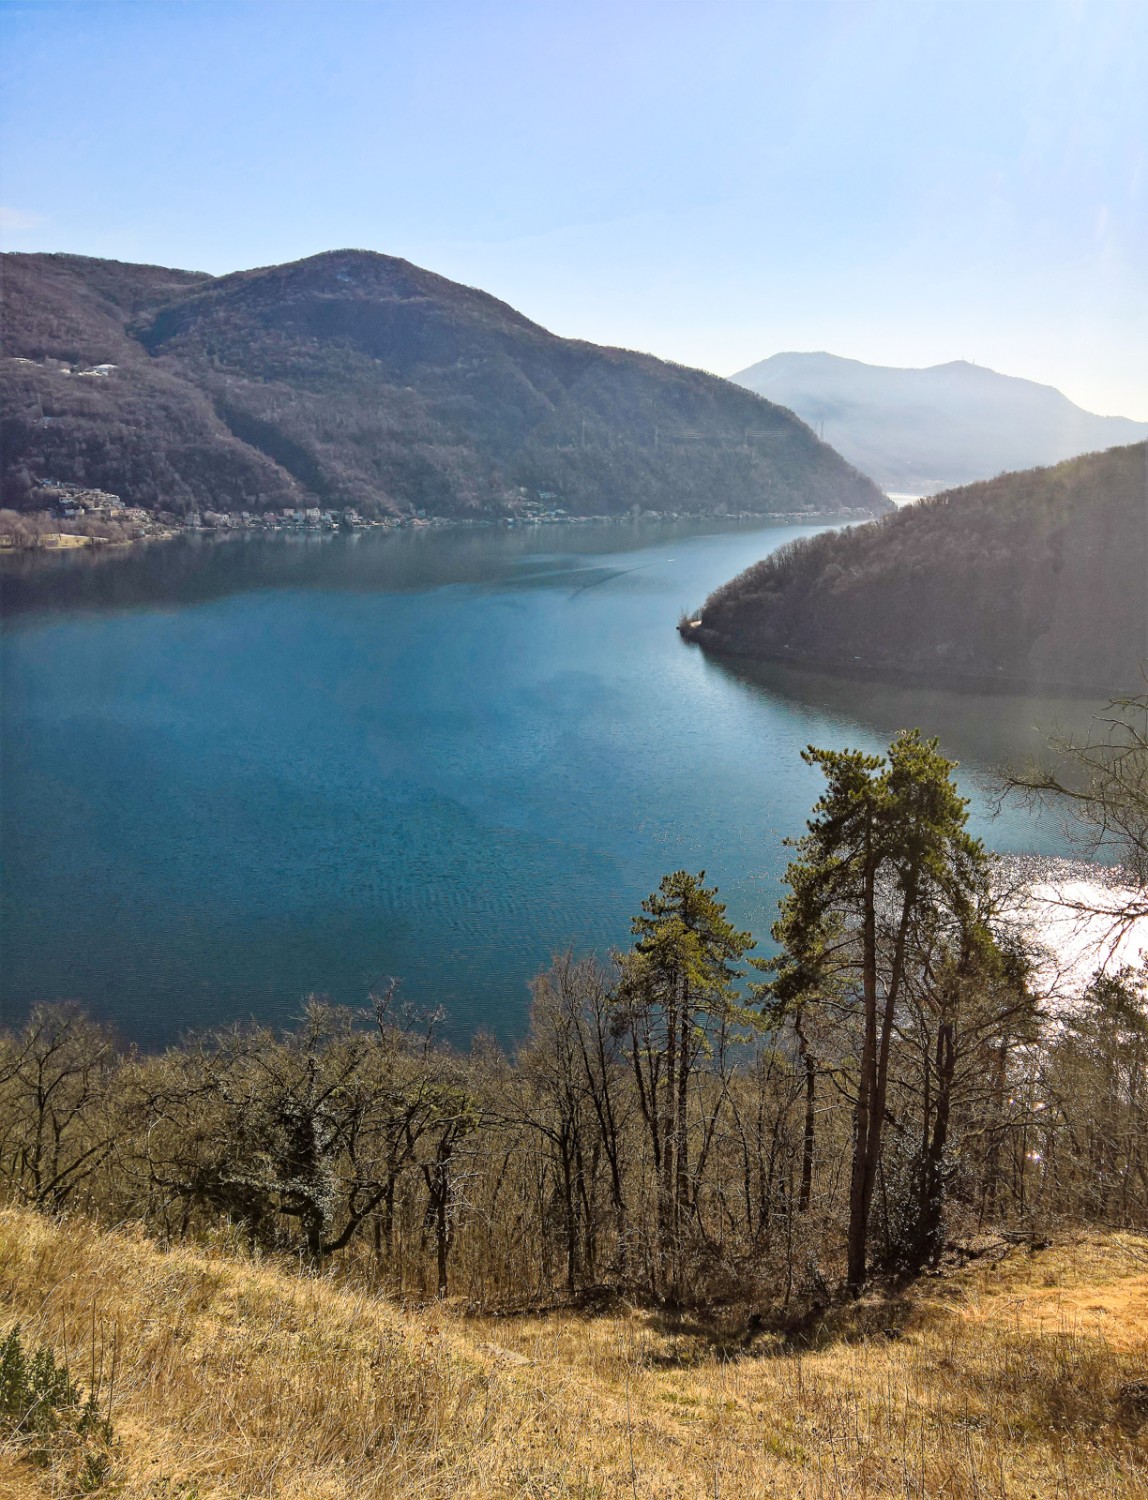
[0, 253, 303, 513]
[1, 252, 886, 519]
[732, 352, 1148, 493]
[686, 442, 1148, 693]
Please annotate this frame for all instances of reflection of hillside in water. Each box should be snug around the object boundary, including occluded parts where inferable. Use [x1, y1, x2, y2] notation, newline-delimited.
[0, 516, 781, 623]
[702, 652, 1104, 790]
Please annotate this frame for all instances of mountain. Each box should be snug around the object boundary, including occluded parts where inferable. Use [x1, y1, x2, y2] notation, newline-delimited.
[731, 352, 1148, 494]
[684, 442, 1148, 694]
[0, 252, 886, 520]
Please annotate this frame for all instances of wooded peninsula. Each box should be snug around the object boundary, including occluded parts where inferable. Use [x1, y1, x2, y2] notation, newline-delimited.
[683, 441, 1148, 694]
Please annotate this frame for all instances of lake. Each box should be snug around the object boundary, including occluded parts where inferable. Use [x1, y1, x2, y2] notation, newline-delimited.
[0, 519, 1094, 1046]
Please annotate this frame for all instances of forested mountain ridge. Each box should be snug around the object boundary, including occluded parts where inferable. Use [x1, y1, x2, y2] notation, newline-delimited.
[0, 251, 887, 519]
[732, 351, 1148, 493]
[686, 442, 1148, 693]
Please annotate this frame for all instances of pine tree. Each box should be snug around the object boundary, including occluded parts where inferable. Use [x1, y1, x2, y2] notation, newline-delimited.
[614, 871, 755, 1294]
[771, 732, 986, 1292]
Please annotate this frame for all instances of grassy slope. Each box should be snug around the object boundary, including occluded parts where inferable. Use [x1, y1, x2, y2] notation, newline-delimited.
[2, 1209, 1147, 1499]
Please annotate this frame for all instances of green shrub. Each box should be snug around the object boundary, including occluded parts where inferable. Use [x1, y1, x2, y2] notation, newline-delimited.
[0, 1323, 114, 1483]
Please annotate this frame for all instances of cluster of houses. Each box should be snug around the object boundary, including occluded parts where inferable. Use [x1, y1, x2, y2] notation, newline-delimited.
[513, 493, 571, 523]
[189, 507, 365, 531]
[38, 482, 150, 525]
[28, 482, 609, 539]
[7, 357, 119, 379]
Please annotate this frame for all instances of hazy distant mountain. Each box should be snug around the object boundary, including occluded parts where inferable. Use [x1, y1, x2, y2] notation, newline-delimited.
[686, 442, 1148, 694]
[0, 252, 885, 520]
[731, 352, 1148, 494]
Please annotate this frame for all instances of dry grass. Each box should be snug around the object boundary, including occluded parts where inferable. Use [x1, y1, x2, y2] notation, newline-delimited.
[1, 1209, 1146, 1499]
[0, 533, 90, 551]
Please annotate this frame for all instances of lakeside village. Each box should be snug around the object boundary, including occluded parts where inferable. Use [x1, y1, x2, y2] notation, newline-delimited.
[50, 485, 384, 535]
[0, 486, 877, 553]
[0, 366, 881, 548]
[0, 482, 593, 551]
[0, 484, 634, 551]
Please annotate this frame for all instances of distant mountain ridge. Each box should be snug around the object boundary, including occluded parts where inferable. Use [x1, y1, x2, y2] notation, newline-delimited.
[731, 351, 1148, 494]
[0, 251, 886, 520]
[685, 442, 1148, 694]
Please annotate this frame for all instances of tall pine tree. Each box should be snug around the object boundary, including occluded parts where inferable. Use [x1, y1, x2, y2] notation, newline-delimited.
[614, 871, 755, 1295]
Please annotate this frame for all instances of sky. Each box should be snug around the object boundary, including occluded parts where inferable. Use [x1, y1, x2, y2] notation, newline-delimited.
[2, 0, 1146, 418]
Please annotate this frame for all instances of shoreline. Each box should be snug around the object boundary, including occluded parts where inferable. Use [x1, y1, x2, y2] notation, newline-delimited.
[677, 624, 1126, 700]
[0, 526, 183, 555]
[0, 505, 884, 557]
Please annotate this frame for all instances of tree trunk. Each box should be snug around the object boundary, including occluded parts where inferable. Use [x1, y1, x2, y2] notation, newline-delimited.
[560, 1129, 579, 1296]
[659, 988, 679, 1285]
[436, 1182, 449, 1298]
[849, 878, 914, 1293]
[794, 1008, 816, 1213]
[846, 856, 878, 1293]
[423, 1137, 454, 1299]
[675, 987, 691, 1228]
[915, 1020, 955, 1265]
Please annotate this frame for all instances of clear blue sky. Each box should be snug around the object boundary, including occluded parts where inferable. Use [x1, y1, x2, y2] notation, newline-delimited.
[2, 0, 1145, 417]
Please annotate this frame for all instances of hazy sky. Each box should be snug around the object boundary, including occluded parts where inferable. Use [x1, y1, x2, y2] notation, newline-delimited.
[2, 0, 1146, 417]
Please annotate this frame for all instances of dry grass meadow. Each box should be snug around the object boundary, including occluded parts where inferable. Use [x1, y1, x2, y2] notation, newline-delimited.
[2, 1207, 1147, 1499]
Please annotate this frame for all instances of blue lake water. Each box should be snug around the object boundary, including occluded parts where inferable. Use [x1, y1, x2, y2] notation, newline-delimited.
[0, 519, 1090, 1045]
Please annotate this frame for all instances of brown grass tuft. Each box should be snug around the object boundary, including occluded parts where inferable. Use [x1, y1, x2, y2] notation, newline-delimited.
[2, 1209, 1147, 1498]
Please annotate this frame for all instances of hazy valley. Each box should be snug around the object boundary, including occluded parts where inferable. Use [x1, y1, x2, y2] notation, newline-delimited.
[732, 350, 1148, 494]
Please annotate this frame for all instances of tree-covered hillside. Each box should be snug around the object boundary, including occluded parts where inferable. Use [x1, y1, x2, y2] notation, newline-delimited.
[687, 443, 1148, 693]
[1, 251, 886, 520]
